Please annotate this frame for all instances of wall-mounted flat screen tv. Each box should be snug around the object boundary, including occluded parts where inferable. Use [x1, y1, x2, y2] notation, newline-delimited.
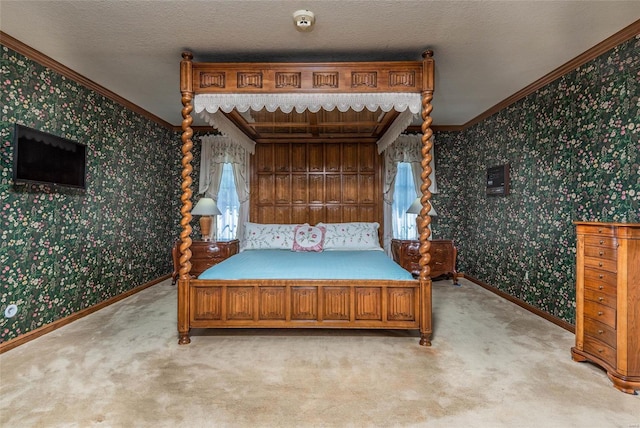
[13, 124, 87, 190]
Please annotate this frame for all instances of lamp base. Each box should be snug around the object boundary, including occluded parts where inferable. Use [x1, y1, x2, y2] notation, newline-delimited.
[199, 216, 213, 241]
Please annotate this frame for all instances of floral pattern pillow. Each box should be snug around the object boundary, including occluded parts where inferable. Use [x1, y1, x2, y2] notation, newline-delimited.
[317, 222, 382, 251]
[241, 222, 297, 251]
[292, 224, 326, 252]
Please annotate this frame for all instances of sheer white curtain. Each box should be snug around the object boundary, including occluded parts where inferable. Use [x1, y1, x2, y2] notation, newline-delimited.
[217, 164, 240, 240]
[393, 163, 418, 239]
[198, 135, 251, 240]
[382, 134, 437, 254]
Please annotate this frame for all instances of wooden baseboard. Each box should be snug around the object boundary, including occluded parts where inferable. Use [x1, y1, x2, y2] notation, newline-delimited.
[0, 274, 171, 354]
[460, 274, 575, 333]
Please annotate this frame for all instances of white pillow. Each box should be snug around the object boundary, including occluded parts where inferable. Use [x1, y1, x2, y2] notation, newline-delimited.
[316, 222, 382, 251]
[241, 222, 297, 251]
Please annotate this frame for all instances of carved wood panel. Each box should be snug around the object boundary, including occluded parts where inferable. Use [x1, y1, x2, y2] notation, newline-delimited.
[259, 287, 286, 320]
[292, 175, 307, 204]
[227, 287, 254, 320]
[323, 287, 350, 320]
[359, 144, 376, 172]
[274, 144, 289, 172]
[342, 144, 358, 171]
[274, 175, 290, 203]
[342, 175, 358, 203]
[325, 175, 342, 204]
[192, 60, 423, 94]
[257, 175, 274, 204]
[325, 145, 341, 172]
[291, 144, 306, 171]
[291, 287, 318, 320]
[192, 287, 222, 320]
[387, 288, 416, 321]
[251, 142, 382, 228]
[355, 288, 382, 320]
[255, 144, 273, 172]
[309, 144, 323, 172]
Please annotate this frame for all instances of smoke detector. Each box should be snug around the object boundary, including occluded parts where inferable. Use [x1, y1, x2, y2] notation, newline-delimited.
[293, 9, 315, 32]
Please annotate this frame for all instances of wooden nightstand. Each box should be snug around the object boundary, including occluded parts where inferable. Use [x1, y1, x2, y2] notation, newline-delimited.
[172, 240, 239, 284]
[391, 239, 458, 284]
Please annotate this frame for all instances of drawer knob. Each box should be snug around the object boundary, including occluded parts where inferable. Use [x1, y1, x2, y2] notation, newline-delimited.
[597, 330, 604, 334]
[598, 311, 604, 316]
[598, 251, 604, 256]
[598, 285, 604, 290]
[599, 240, 604, 244]
[598, 348, 604, 353]
[598, 262, 603, 267]
[598, 228, 603, 233]
[598, 297, 604, 302]
[599, 274, 603, 279]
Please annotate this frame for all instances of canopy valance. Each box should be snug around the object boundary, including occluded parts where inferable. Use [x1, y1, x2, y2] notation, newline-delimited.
[194, 92, 421, 154]
[193, 92, 421, 115]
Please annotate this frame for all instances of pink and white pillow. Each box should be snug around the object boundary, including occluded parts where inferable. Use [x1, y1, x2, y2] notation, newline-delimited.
[292, 224, 326, 252]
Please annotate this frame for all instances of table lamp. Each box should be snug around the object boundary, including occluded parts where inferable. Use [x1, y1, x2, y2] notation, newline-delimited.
[191, 197, 221, 241]
[406, 197, 437, 239]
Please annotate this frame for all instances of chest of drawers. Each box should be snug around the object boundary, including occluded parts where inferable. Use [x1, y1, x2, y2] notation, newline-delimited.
[391, 239, 458, 284]
[172, 240, 239, 284]
[571, 222, 640, 394]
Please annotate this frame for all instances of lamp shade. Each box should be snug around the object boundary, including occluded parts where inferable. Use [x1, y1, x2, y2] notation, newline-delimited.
[406, 197, 437, 216]
[191, 197, 221, 216]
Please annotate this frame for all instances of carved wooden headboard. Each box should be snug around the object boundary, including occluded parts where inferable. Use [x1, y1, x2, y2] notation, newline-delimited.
[250, 141, 382, 228]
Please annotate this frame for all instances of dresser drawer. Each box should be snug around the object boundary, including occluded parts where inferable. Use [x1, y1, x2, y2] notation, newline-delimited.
[584, 317, 617, 349]
[583, 335, 617, 368]
[584, 268, 618, 288]
[192, 252, 226, 263]
[405, 241, 420, 257]
[584, 287, 617, 309]
[584, 245, 617, 261]
[580, 225, 616, 238]
[584, 234, 617, 248]
[584, 277, 617, 298]
[584, 256, 617, 273]
[584, 299, 616, 329]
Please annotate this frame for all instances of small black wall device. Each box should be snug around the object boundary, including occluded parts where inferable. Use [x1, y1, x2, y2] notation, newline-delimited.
[486, 164, 509, 196]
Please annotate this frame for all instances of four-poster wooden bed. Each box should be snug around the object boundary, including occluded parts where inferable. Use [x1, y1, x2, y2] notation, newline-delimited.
[178, 50, 436, 345]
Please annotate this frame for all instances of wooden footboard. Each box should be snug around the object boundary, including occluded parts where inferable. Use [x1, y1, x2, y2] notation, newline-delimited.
[178, 278, 432, 345]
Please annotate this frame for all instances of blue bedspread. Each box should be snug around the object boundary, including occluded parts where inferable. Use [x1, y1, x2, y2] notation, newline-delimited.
[198, 249, 413, 281]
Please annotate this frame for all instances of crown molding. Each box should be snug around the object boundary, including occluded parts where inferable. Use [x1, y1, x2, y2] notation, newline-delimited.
[461, 19, 640, 130]
[1, 31, 174, 130]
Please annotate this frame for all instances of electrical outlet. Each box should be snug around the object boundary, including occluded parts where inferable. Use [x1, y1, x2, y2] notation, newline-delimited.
[4, 304, 18, 318]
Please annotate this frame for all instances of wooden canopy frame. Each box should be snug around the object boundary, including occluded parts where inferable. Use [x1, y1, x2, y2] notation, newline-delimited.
[178, 51, 435, 345]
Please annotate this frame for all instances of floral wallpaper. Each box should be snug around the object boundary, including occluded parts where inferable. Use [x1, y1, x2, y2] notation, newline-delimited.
[0, 45, 183, 343]
[434, 35, 639, 324]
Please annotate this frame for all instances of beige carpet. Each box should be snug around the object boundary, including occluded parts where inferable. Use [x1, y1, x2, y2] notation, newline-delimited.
[1, 278, 638, 427]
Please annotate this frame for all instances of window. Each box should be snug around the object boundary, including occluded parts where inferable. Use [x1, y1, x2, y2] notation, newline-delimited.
[392, 162, 418, 239]
[216, 163, 240, 240]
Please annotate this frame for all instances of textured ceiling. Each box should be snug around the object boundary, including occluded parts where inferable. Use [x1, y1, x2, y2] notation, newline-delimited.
[1, 1, 639, 127]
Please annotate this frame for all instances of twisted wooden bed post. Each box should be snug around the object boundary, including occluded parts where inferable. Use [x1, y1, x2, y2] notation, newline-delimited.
[178, 51, 194, 345]
[419, 50, 435, 346]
